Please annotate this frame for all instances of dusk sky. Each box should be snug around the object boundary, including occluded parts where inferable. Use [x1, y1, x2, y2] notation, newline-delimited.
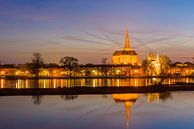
[1, 0, 194, 64]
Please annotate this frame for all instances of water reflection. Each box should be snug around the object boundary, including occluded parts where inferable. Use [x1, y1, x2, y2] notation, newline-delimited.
[1, 77, 194, 88]
[111, 92, 172, 129]
[0, 92, 189, 129]
[112, 93, 139, 129]
[32, 79, 43, 105]
[0, 79, 4, 88]
[61, 95, 79, 100]
[146, 92, 172, 103]
[32, 95, 43, 105]
[28, 91, 172, 128]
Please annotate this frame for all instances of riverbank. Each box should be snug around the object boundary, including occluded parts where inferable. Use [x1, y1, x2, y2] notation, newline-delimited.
[0, 75, 194, 79]
[0, 84, 194, 96]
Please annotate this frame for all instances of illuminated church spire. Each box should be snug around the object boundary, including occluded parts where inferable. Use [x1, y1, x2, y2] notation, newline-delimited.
[124, 29, 131, 51]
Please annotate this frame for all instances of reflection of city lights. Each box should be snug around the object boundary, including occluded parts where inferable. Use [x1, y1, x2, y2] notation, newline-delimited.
[168, 79, 171, 85]
[134, 79, 137, 86]
[107, 79, 111, 87]
[116, 79, 120, 87]
[80, 79, 85, 87]
[54, 79, 56, 88]
[1, 79, 4, 88]
[17, 80, 22, 89]
[186, 78, 189, 83]
[92, 79, 96, 87]
[43, 80, 46, 88]
[60, 79, 63, 88]
[145, 78, 148, 86]
[25, 80, 29, 88]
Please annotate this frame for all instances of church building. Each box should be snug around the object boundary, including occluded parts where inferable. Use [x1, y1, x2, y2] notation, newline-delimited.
[112, 30, 140, 65]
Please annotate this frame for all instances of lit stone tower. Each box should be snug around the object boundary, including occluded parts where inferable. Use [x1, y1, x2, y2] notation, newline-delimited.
[112, 29, 140, 65]
[124, 30, 131, 51]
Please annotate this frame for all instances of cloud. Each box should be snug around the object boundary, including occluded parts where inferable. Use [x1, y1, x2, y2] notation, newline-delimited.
[62, 36, 113, 46]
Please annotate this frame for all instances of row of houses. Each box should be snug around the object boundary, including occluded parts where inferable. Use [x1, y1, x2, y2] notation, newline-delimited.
[0, 63, 194, 78]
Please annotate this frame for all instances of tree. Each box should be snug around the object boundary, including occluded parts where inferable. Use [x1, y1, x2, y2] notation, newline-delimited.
[31, 53, 44, 78]
[159, 55, 171, 75]
[59, 56, 79, 77]
[142, 59, 149, 73]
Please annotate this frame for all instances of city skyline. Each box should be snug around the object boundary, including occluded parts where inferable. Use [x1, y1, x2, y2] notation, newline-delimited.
[1, 0, 194, 64]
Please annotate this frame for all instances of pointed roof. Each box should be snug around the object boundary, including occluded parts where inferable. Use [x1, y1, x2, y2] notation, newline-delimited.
[124, 29, 131, 51]
[156, 53, 160, 63]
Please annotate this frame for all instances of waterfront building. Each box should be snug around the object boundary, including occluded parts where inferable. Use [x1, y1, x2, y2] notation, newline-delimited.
[147, 53, 161, 75]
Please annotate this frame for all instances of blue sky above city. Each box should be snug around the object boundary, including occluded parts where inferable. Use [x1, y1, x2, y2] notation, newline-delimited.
[1, 0, 194, 64]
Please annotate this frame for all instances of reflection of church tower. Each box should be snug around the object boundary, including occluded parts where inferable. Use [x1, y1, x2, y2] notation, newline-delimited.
[112, 94, 139, 129]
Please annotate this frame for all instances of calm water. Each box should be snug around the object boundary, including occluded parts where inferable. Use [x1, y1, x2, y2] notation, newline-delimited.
[1, 78, 194, 88]
[0, 92, 194, 129]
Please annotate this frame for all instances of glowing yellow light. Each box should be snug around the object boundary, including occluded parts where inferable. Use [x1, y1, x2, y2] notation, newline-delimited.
[17, 80, 21, 89]
[134, 79, 137, 86]
[43, 80, 46, 88]
[0, 71, 5, 75]
[186, 78, 189, 83]
[15, 71, 18, 75]
[25, 80, 29, 88]
[60, 79, 64, 88]
[116, 70, 121, 74]
[92, 70, 97, 75]
[1, 79, 4, 88]
[116, 79, 120, 87]
[168, 79, 171, 85]
[54, 79, 56, 88]
[92, 79, 97, 87]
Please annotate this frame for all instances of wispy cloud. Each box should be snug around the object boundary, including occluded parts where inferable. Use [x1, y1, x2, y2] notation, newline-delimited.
[62, 36, 113, 46]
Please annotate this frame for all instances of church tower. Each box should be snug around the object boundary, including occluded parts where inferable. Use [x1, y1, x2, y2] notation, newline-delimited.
[112, 29, 140, 65]
[124, 29, 131, 51]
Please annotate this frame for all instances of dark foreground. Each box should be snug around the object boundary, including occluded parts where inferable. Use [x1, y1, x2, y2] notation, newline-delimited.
[1, 84, 194, 95]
